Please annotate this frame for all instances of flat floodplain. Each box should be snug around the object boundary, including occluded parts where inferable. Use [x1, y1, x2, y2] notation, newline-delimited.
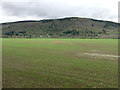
[2, 39, 118, 88]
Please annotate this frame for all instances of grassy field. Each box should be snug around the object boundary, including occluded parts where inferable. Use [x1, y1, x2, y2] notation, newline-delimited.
[2, 39, 118, 88]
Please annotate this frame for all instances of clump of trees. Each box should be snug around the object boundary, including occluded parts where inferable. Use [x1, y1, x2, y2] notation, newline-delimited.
[2, 29, 113, 39]
[62, 29, 106, 38]
[3, 31, 28, 38]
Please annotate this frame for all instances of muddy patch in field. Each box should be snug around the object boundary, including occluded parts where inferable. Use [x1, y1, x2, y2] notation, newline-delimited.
[51, 40, 65, 45]
[76, 42, 100, 48]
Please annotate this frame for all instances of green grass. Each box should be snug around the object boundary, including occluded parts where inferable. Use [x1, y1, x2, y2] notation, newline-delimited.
[2, 39, 118, 88]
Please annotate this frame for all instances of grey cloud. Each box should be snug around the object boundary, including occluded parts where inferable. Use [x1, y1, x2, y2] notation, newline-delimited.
[1, 2, 116, 21]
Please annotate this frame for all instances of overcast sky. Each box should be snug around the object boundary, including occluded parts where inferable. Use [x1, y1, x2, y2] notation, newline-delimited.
[0, 0, 119, 23]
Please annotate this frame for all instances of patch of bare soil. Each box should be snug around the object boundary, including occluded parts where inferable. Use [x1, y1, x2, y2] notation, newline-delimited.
[76, 52, 119, 60]
[51, 40, 65, 45]
[83, 53, 119, 58]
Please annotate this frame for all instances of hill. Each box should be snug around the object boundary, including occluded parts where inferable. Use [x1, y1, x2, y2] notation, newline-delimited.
[1, 17, 119, 38]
